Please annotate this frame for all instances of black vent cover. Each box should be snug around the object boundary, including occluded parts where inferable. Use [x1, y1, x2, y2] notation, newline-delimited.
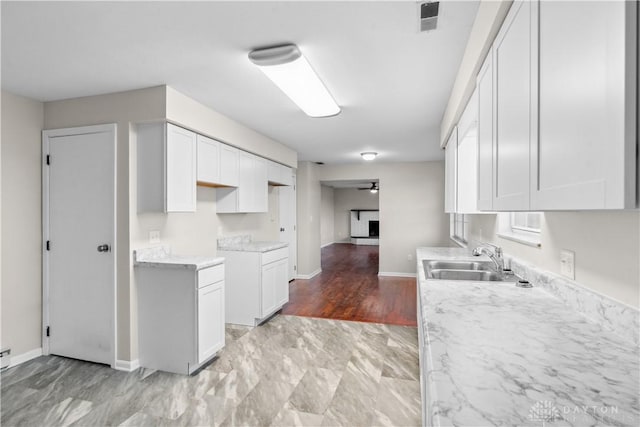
[420, 2, 440, 32]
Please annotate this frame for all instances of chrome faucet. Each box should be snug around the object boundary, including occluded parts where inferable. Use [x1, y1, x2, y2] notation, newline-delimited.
[473, 243, 505, 272]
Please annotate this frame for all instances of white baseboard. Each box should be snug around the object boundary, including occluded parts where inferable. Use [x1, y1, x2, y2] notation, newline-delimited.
[378, 272, 417, 278]
[8, 348, 43, 368]
[296, 268, 322, 280]
[114, 359, 140, 372]
[321, 242, 334, 248]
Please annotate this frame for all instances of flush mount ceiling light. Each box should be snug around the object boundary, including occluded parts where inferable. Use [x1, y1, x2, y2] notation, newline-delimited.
[360, 152, 378, 161]
[248, 44, 340, 118]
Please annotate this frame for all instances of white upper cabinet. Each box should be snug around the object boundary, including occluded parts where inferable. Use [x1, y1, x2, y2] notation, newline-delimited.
[196, 134, 220, 184]
[197, 135, 239, 188]
[219, 143, 239, 187]
[137, 122, 197, 213]
[456, 89, 480, 214]
[444, 127, 458, 213]
[477, 49, 494, 211]
[492, 0, 532, 211]
[475, 0, 637, 212]
[530, 0, 637, 209]
[217, 151, 268, 213]
[267, 160, 293, 186]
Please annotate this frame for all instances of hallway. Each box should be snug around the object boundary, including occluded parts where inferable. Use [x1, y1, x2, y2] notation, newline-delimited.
[282, 244, 417, 326]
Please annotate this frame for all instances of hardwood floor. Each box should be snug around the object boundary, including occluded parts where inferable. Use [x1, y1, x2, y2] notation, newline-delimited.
[282, 243, 417, 326]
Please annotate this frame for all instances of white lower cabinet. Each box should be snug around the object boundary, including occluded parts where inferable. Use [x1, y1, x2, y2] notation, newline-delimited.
[137, 263, 225, 375]
[197, 281, 224, 364]
[219, 247, 289, 326]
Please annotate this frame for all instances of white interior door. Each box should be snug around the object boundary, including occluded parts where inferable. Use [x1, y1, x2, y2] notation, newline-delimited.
[278, 174, 297, 280]
[44, 124, 116, 366]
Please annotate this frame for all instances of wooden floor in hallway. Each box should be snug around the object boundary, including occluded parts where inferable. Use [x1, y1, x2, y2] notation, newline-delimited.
[282, 243, 417, 326]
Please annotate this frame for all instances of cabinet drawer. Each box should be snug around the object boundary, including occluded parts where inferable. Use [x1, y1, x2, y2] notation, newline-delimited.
[261, 247, 288, 265]
[198, 265, 224, 288]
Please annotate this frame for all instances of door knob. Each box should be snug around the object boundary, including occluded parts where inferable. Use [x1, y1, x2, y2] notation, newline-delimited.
[97, 244, 110, 253]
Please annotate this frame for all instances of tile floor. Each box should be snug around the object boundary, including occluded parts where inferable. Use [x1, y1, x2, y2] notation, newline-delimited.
[1, 315, 421, 426]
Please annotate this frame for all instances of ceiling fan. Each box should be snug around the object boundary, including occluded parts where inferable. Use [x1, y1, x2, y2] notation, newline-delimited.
[358, 182, 379, 193]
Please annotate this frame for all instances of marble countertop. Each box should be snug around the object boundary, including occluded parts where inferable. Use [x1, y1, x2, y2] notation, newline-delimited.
[217, 235, 287, 253]
[134, 246, 224, 270]
[416, 247, 640, 427]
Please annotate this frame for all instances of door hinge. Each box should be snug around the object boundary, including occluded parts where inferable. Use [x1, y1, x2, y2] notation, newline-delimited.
[294, 265, 297, 271]
[293, 225, 296, 231]
[46, 241, 50, 251]
[46, 155, 50, 165]
[46, 326, 50, 337]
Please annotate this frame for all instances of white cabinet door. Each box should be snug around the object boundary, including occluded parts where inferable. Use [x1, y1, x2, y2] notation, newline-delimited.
[197, 134, 220, 185]
[444, 127, 457, 213]
[197, 281, 225, 364]
[238, 152, 256, 212]
[137, 122, 196, 213]
[253, 156, 268, 212]
[268, 161, 293, 186]
[260, 262, 278, 317]
[217, 151, 268, 213]
[274, 258, 289, 307]
[219, 143, 239, 187]
[456, 89, 479, 214]
[477, 50, 494, 211]
[531, 0, 637, 209]
[492, 0, 532, 211]
[166, 123, 197, 212]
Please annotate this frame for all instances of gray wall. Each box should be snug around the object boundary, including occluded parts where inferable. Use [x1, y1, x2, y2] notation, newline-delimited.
[333, 188, 379, 243]
[296, 161, 450, 276]
[1, 91, 44, 358]
[296, 162, 322, 276]
[466, 212, 640, 308]
[320, 185, 335, 247]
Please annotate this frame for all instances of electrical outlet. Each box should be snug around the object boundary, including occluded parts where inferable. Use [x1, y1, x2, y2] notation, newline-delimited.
[149, 230, 160, 244]
[560, 250, 575, 279]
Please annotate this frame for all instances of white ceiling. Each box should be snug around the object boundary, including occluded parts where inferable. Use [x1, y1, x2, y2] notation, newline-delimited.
[1, 1, 479, 164]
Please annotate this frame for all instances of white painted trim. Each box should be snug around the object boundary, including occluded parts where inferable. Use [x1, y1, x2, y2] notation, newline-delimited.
[7, 348, 43, 368]
[296, 269, 322, 280]
[321, 242, 334, 248]
[378, 272, 417, 278]
[42, 124, 118, 369]
[114, 359, 140, 372]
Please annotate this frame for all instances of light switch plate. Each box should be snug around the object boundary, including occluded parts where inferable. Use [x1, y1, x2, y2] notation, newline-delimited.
[560, 249, 575, 280]
[149, 230, 160, 244]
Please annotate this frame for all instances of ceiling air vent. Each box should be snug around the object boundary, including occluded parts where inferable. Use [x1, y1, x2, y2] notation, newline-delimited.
[420, 2, 440, 32]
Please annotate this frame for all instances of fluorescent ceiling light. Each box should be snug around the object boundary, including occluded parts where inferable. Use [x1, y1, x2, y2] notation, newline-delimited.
[361, 152, 378, 161]
[249, 45, 340, 118]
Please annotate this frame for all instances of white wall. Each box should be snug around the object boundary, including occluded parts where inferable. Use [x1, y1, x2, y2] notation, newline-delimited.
[44, 85, 294, 361]
[1, 91, 44, 358]
[165, 87, 297, 168]
[440, 0, 512, 146]
[466, 212, 640, 308]
[333, 188, 379, 243]
[320, 186, 335, 247]
[298, 161, 451, 275]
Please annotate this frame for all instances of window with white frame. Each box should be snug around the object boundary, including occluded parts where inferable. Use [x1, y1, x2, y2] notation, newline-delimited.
[450, 213, 468, 245]
[498, 212, 542, 247]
